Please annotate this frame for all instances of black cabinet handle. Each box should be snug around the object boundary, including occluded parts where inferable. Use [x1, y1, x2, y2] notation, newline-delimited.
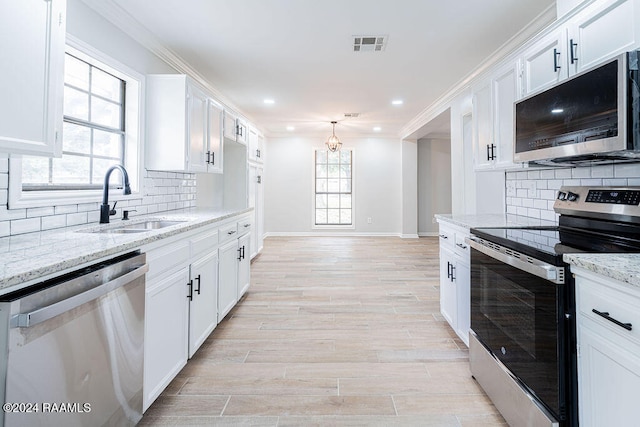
[237, 247, 242, 261]
[491, 144, 497, 160]
[456, 243, 467, 250]
[206, 151, 211, 164]
[256, 149, 261, 158]
[228, 230, 237, 235]
[439, 234, 448, 240]
[447, 262, 452, 280]
[592, 309, 632, 331]
[257, 175, 262, 184]
[187, 280, 193, 301]
[450, 265, 456, 282]
[570, 39, 578, 64]
[486, 144, 491, 161]
[195, 274, 201, 295]
[211, 152, 215, 165]
[553, 48, 561, 72]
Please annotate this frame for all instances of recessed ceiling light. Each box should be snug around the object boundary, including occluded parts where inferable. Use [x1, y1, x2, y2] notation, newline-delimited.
[263, 99, 275, 105]
[551, 108, 564, 113]
[392, 100, 403, 105]
[373, 127, 381, 132]
[286, 126, 295, 131]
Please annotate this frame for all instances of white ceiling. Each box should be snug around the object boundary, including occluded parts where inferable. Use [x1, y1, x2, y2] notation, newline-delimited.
[102, 0, 555, 138]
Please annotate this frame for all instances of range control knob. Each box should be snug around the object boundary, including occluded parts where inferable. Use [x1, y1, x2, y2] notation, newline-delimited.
[567, 192, 579, 202]
[557, 191, 567, 200]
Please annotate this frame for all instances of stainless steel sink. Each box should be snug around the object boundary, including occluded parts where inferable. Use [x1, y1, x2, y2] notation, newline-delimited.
[119, 220, 186, 230]
[90, 220, 187, 234]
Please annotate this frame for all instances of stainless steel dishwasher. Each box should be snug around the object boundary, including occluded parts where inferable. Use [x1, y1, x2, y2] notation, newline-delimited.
[0, 251, 148, 427]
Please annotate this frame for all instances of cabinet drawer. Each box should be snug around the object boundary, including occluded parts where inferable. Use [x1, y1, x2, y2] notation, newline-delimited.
[577, 275, 640, 345]
[237, 217, 253, 235]
[438, 227, 455, 250]
[146, 239, 190, 281]
[453, 232, 470, 258]
[219, 222, 239, 244]
[191, 227, 219, 258]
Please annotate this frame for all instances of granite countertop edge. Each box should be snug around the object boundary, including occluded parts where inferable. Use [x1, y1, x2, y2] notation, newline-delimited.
[0, 207, 253, 293]
[434, 213, 556, 230]
[564, 253, 640, 288]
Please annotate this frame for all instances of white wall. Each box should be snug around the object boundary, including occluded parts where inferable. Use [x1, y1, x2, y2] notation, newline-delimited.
[418, 138, 452, 236]
[264, 136, 402, 235]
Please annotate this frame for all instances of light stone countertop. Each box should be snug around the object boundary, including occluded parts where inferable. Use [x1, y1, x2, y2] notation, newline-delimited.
[564, 253, 640, 288]
[0, 207, 253, 294]
[434, 213, 557, 230]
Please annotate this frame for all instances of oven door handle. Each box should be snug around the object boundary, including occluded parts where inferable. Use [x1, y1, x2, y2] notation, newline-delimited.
[467, 237, 565, 284]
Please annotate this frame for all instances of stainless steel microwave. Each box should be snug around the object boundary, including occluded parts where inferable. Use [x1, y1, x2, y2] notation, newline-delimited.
[514, 51, 640, 166]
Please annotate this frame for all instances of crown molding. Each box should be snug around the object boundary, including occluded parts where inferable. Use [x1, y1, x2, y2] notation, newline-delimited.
[400, 4, 557, 139]
[78, 0, 260, 127]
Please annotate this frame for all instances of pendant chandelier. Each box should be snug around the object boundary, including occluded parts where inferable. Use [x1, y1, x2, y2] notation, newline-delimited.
[325, 121, 342, 152]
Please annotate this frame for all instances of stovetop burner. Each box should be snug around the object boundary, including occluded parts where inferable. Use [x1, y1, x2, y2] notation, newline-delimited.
[471, 186, 640, 265]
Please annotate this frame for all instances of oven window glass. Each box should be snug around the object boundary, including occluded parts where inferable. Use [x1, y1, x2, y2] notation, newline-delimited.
[471, 248, 565, 419]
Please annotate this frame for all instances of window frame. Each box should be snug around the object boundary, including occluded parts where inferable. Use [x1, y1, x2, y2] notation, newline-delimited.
[312, 147, 355, 230]
[8, 35, 144, 209]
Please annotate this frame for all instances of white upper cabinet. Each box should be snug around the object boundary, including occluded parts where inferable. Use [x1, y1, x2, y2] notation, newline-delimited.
[248, 127, 264, 163]
[522, 28, 569, 96]
[206, 100, 224, 173]
[492, 60, 522, 170]
[567, 0, 640, 75]
[223, 110, 247, 145]
[146, 75, 222, 174]
[472, 80, 494, 170]
[523, 0, 640, 97]
[0, 0, 66, 156]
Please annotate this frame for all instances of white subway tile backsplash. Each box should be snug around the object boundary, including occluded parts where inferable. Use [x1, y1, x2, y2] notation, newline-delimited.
[11, 218, 41, 235]
[614, 163, 640, 177]
[0, 221, 9, 237]
[555, 169, 572, 179]
[0, 166, 197, 236]
[41, 215, 67, 230]
[54, 205, 78, 215]
[507, 165, 640, 223]
[27, 207, 55, 218]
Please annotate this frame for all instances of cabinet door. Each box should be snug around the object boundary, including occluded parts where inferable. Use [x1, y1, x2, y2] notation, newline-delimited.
[472, 81, 494, 170]
[0, 0, 65, 156]
[188, 250, 219, 358]
[578, 322, 640, 426]
[492, 62, 521, 170]
[144, 266, 190, 411]
[256, 166, 264, 257]
[522, 29, 568, 96]
[257, 134, 265, 163]
[439, 248, 457, 329]
[223, 110, 237, 141]
[248, 165, 258, 258]
[236, 120, 248, 145]
[187, 85, 208, 173]
[207, 100, 223, 173]
[218, 239, 239, 322]
[248, 128, 259, 162]
[237, 232, 251, 299]
[568, 0, 639, 75]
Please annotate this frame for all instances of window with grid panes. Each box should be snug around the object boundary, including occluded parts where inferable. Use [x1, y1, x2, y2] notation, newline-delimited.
[21, 53, 125, 190]
[315, 149, 352, 225]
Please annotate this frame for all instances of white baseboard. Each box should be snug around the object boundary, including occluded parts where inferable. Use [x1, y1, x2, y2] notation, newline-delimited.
[264, 231, 402, 238]
[400, 234, 420, 239]
[418, 232, 439, 237]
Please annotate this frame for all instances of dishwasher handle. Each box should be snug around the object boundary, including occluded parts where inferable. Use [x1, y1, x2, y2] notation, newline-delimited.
[11, 262, 149, 328]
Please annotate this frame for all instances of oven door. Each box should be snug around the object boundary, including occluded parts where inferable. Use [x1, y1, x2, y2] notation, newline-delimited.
[469, 242, 567, 420]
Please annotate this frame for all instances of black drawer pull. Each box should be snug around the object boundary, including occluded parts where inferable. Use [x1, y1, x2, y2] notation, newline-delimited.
[456, 243, 467, 250]
[592, 309, 632, 331]
[439, 234, 448, 239]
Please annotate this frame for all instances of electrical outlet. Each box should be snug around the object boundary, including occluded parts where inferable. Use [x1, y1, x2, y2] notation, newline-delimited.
[367, 217, 372, 224]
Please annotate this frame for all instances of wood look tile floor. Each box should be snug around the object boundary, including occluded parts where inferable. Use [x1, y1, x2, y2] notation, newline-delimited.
[140, 236, 507, 426]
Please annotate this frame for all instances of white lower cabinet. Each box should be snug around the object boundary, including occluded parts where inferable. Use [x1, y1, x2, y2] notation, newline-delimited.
[143, 238, 190, 411]
[188, 228, 219, 358]
[218, 238, 239, 321]
[437, 221, 471, 346]
[574, 267, 640, 426]
[218, 218, 252, 322]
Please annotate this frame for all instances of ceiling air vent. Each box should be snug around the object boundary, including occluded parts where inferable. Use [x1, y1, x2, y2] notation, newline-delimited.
[344, 113, 360, 118]
[353, 35, 387, 52]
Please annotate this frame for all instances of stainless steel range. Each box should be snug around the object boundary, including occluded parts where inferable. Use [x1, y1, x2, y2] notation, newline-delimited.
[468, 186, 640, 427]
